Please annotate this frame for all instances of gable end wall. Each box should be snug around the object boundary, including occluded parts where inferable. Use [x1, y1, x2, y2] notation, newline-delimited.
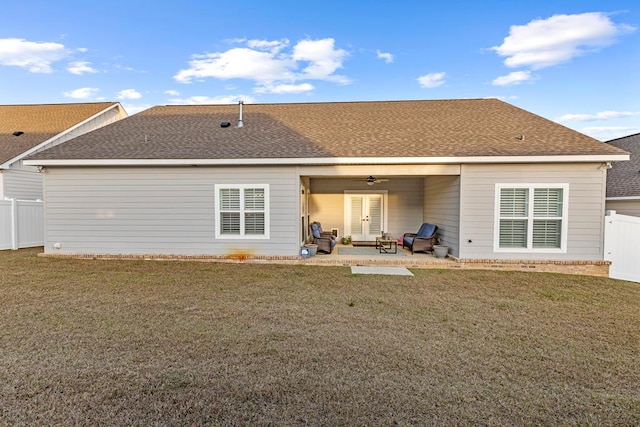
[2, 105, 127, 201]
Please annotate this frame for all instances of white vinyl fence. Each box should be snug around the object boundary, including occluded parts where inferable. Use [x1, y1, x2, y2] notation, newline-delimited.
[604, 210, 640, 283]
[0, 199, 44, 250]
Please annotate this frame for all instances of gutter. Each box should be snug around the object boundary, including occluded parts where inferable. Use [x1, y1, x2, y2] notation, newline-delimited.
[606, 196, 640, 201]
[25, 154, 630, 167]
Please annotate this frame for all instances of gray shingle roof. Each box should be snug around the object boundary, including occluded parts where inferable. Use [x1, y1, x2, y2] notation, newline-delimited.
[27, 99, 627, 162]
[0, 102, 120, 165]
[606, 133, 640, 198]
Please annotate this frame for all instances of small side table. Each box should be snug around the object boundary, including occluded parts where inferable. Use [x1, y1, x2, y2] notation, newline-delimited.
[376, 237, 397, 254]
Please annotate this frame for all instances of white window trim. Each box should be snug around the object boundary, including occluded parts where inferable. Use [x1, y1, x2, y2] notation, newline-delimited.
[493, 183, 569, 253]
[214, 184, 270, 239]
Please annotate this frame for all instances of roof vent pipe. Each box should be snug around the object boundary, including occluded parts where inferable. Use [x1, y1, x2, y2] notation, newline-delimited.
[237, 100, 244, 128]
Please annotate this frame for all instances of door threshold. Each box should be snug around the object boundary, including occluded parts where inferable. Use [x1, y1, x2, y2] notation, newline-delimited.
[351, 241, 376, 247]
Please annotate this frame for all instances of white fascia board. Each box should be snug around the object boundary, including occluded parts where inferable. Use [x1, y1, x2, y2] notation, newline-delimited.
[24, 154, 630, 167]
[1, 103, 123, 170]
[606, 196, 640, 201]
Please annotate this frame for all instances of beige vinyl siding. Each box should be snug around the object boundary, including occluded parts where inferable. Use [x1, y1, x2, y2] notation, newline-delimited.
[42, 166, 299, 256]
[424, 175, 460, 257]
[309, 177, 423, 239]
[459, 163, 606, 260]
[3, 165, 42, 200]
[606, 200, 640, 217]
[387, 178, 425, 237]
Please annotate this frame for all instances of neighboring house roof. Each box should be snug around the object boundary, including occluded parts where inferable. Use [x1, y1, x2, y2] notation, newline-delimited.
[26, 99, 628, 165]
[605, 133, 640, 198]
[0, 102, 122, 166]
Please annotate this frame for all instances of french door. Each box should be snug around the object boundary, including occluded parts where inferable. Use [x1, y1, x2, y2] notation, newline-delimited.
[345, 192, 386, 241]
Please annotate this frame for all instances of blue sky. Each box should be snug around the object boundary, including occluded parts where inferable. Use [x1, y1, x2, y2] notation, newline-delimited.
[1, 0, 638, 141]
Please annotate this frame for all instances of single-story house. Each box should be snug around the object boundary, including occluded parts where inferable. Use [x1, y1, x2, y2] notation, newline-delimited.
[1, 102, 127, 200]
[25, 99, 628, 262]
[605, 133, 640, 217]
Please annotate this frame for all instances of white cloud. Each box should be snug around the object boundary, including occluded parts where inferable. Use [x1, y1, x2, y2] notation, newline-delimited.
[417, 72, 446, 88]
[490, 12, 636, 69]
[376, 50, 393, 63]
[484, 95, 519, 101]
[0, 37, 69, 73]
[491, 70, 533, 86]
[63, 87, 100, 99]
[168, 95, 257, 105]
[292, 38, 350, 83]
[556, 111, 640, 122]
[67, 61, 98, 75]
[580, 126, 640, 141]
[174, 38, 350, 90]
[254, 83, 314, 94]
[114, 64, 137, 72]
[174, 47, 295, 83]
[116, 89, 142, 99]
[164, 90, 180, 96]
[224, 38, 247, 44]
[247, 38, 289, 53]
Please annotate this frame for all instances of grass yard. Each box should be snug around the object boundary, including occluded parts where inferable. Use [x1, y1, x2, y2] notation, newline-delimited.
[0, 248, 639, 426]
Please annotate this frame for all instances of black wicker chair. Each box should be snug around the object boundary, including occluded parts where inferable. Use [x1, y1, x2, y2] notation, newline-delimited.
[309, 222, 336, 254]
[402, 223, 438, 254]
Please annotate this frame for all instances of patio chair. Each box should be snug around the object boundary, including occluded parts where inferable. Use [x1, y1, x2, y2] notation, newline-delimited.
[310, 221, 337, 254]
[402, 223, 438, 254]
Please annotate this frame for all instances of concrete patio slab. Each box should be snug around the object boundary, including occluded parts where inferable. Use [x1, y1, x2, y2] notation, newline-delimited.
[351, 266, 414, 276]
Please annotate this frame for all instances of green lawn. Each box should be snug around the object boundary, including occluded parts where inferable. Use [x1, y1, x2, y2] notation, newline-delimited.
[1, 248, 639, 426]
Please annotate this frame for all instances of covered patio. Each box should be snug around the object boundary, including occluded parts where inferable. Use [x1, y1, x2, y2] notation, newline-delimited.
[300, 166, 461, 259]
[302, 241, 454, 267]
[297, 245, 609, 277]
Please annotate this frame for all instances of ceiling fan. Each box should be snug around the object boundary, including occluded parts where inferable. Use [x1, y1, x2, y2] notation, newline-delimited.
[356, 175, 389, 186]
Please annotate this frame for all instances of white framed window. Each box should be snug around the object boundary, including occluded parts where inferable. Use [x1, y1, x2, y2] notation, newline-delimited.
[215, 184, 269, 239]
[494, 184, 569, 253]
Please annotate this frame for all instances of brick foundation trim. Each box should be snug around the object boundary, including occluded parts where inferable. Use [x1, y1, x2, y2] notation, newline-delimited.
[37, 252, 610, 277]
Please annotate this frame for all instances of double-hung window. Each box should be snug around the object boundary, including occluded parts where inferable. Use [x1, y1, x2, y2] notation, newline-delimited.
[215, 184, 269, 239]
[495, 184, 568, 252]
